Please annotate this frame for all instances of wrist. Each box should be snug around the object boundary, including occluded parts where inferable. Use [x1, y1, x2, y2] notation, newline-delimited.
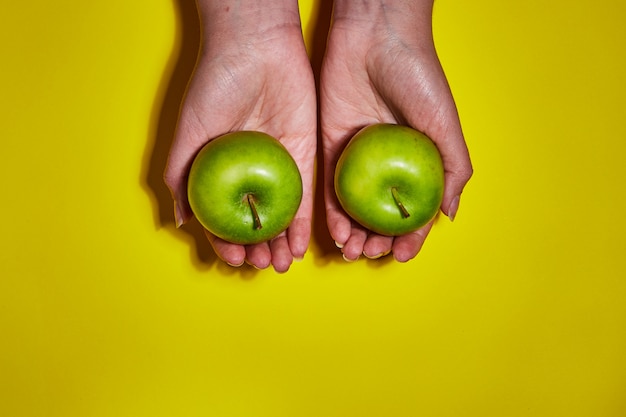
[198, 0, 303, 40]
[332, 0, 433, 35]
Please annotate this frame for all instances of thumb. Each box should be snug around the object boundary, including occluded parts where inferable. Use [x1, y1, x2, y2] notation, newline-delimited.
[163, 112, 209, 228]
[436, 125, 473, 221]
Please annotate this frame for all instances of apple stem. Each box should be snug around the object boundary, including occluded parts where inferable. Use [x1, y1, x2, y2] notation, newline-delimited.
[247, 194, 263, 230]
[391, 187, 410, 218]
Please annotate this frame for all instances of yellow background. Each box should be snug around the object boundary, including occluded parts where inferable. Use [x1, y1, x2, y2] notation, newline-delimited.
[2, 0, 625, 415]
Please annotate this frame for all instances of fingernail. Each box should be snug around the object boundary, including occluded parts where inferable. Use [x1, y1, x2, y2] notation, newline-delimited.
[293, 255, 304, 262]
[244, 259, 265, 270]
[174, 200, 184, 228]
[335, 241, 344, 249]
[226, 260, 245, 267]
[448, 195, 460, 222]
[363, 250, 391, 260]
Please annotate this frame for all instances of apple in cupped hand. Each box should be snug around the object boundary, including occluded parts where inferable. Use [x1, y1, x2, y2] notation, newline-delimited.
[187, 131, 303, 245]
[334, 123, 444, 236]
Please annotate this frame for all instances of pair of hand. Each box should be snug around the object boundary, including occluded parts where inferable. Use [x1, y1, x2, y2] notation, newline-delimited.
[164, 0, 472, 272]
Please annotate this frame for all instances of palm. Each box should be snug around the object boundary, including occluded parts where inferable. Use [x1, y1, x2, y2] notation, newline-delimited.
[165, 32, 317, 272]
[321, 24, 470, 261]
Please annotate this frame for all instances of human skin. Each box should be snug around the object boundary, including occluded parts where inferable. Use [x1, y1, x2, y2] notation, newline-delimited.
[163, 0, 317, 272]
[320, 0, 473, 262]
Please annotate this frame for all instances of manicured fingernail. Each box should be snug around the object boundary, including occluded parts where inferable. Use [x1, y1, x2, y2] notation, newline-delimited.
[448, 195, 460, 222]
[335, 241, 344, 249]
[342, 254, 359, 263]
[174, 200, 184, 228]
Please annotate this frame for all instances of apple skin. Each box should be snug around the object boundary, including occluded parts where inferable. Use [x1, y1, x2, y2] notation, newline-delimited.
[334, 123, 444, 236]
[187, 131, 302, 245]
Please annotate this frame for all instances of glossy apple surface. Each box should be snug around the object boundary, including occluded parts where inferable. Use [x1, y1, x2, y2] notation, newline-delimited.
[334, 123, 444, 236]
[188, 131, 302, 245]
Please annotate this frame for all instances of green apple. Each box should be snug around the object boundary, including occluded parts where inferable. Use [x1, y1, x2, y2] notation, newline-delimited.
[187, 131, 302, 245]
[334, 123, 444, 236]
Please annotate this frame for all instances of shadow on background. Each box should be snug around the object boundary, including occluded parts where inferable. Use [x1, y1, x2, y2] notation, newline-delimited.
[142, 0, 221, 270]
[143, 0, 347, 272]
[304, 0, 346, 266]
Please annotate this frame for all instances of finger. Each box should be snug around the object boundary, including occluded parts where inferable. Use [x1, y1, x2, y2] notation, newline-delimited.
[163, 144, 198, 228]
[245, 242, 272, 270]
[326, 204, 353, 249]
[397, 56, 473, 221]
[432, 118, 473, 221]
[270, 235, 294, 273]
[391, 221, 433, 262]
[163, 64, 245, 227]
[205, 230, 246, 267]
[287, 216, 311, 260]
[283, 138, 315, 259]
[163, 98, 213, 228]
[341, 225, 368, 262]
[323, 165, 353, 247]
[409, 118, 472, 221]
[414, 111, 472, 221]
[363, 234, 393, 259]
[441, 157, 473, 221]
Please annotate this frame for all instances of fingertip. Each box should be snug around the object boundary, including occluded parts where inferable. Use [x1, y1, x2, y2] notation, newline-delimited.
[392, 250, 417, 263]
[446, 194, 460, 222]
[272, 259, 292, 274]
[270, 235, 294, 273]
[205, 231, 246, 267]
[363, 235, 393, 259]
[326, 210, 352, 249]
[391, 236, 419, 262]
[391, 223, 433, 263]
[246, 243, 272, 270]
[174, 199, 194, 228]
[163, 171, 193, 228]
[341, 228, 367, 262]
[287, 218, 311, 260]
[342, 253, 360, 262]
[244, 258, 270, 270]
[441, 167, 472, 221]
[363, 250, 391, 260]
